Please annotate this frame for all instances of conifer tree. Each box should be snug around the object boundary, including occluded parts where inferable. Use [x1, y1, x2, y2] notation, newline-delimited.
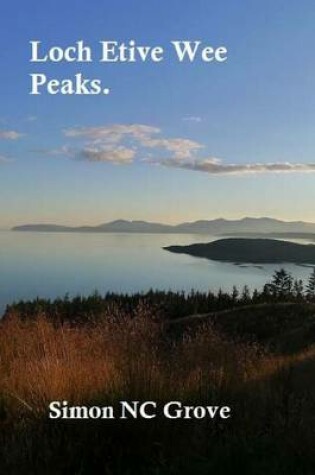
[306, 268, 315, 300]
[232, 286, 239, 303]
[293, 279, 304, 300]
[241, 285, 251, 303]
[270, 268, 293, 299]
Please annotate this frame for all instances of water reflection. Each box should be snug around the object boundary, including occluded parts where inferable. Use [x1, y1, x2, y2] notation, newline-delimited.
[0, 231, 313, 314]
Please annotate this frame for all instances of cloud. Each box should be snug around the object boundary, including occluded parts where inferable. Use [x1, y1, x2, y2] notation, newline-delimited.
[33, 144, 136, 165]
[140, 137, 202, 159]
[32, 145, 74, 157]
[156, 157, 315, 175]
[64, 124, 202, 162]
[41, 122, 315, 176]
[34, 143, 135, 165]
[25, 115, 37, 122]
[0, 130, 23, 140]
[182, 116, 202, 123]
[64, 124, 160, 144]
[64, 124, 202, 160]
[80, 146, 135, 164]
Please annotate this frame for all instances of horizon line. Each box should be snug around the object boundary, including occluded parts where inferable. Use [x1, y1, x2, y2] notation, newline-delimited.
[5, 215, 315, 230]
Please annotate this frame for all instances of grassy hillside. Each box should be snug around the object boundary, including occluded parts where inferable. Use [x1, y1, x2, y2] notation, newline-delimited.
[1, 285, 315, 473]
[170, 302, 315, 353]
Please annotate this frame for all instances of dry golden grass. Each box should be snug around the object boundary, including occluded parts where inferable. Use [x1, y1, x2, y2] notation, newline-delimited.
[2, 308, 312, 420]
[0, 312, 161, 413]
[0, 317, 240, 414]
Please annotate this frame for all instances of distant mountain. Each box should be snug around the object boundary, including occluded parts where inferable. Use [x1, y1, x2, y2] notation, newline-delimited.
[12, 220, 174, 233]
[12, 217, 315, 235]
[164, 238, 315, 264]
[12, 224, 74, 232]
[174, 217, 315, 235]
[95, 220, 173, 233]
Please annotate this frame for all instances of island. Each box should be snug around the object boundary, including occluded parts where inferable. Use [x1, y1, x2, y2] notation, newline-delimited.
[164, 238, 315, 264]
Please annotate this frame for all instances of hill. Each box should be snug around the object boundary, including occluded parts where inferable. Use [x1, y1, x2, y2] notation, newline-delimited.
[169, 302, 315, 353]
[222, 231, 315, 241]
[2, 288, 315, 474]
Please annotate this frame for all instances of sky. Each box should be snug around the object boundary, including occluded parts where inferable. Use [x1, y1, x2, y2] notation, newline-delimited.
[0, 0, 315, 228]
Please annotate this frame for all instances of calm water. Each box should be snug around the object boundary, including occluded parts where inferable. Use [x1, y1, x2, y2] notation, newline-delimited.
[0, 231, 314, 315]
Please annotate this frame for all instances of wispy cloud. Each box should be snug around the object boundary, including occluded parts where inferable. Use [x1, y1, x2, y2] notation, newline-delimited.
[38, 122, 315, 176]
[64, 124, 160, 144]
[80, 146, 135, 164]
[157, 157, 315, 175]
[63, 124, 202, 162]
[25, 115, 37, 122]
[0, 130, 24, 140]
[33, 142, 135, 165]
[182, 116, 202, 123]
[32, 145, 74, 157]
[140, 137, 202, 159]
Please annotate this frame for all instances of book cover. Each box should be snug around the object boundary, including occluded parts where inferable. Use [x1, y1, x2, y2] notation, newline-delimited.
[1, 1, 314, 473]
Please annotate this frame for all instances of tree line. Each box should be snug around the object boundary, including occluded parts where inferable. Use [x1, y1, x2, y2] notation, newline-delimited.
[4, 268, 315, 324]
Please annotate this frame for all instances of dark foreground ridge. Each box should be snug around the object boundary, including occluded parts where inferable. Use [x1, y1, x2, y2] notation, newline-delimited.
[2, 268, 315, 474]
[164, 238, 315, 264]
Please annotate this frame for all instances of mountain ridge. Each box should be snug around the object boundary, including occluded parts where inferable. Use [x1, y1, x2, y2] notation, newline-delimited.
[11, 217, 315, 235]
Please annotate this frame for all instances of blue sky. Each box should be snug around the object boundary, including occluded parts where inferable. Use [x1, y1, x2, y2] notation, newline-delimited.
[0, 0, 314, 228]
